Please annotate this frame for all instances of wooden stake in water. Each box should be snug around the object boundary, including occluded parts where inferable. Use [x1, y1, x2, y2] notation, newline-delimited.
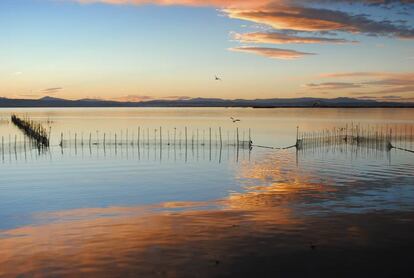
[185, 127, 188, 148]
[160, 126, 162, 147]
[219, 127, 222, 147]
[192, 131, 194, 148]
[249, 128, 251, 143]
[236, 128, 239, 148]
[296, 126, 299, 146]
[138, 127, 140, 146]
[209, 128, 211, 149]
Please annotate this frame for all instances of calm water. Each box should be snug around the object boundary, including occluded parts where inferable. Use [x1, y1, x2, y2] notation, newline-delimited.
[0, 108, 414, 277]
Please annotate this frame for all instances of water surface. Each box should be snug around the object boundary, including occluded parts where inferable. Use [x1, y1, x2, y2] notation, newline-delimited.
[0, 108, 413, 277]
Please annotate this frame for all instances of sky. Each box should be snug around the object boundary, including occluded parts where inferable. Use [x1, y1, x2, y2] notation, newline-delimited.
[0, 0, 413, 101]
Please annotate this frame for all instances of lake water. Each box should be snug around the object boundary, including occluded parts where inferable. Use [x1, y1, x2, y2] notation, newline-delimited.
[0, 108, 414, 277]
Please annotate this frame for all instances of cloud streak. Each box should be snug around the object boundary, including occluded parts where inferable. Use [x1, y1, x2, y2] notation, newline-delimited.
[75, 0, 271, 8]
[41, 87, 63, 94]
[70, 0, 414, 61]
[232, 31, 357, 44]
[113, 95, 154, 102]
[306, 82, 362, 89]
[309, 72, 414, 98]
[229, 46, 315, 59]
[226, 5, 414, 38]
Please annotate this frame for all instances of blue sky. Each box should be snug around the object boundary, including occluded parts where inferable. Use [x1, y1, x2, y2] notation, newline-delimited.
[1, 0, 413, 101]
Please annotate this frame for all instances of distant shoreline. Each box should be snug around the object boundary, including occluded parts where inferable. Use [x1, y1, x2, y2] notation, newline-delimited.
[1, 96, 414, 108]
[1, 105, 414, 108]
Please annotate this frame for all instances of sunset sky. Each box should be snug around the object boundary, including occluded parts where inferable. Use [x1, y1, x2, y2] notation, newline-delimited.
[1, 0, 413, 101]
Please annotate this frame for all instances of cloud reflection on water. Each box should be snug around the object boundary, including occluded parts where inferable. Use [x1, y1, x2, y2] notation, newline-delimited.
[1, 149, 413, 277]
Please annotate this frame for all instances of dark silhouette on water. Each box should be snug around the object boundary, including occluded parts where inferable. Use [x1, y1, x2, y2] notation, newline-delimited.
[11, 115, 49, 148]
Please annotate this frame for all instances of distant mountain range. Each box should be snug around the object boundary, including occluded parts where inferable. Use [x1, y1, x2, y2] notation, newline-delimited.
[0, 96, 413, 108]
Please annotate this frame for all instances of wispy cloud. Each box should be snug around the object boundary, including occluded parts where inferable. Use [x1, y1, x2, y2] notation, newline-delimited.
[163, 96, 192, 100]
[306, 82, 362, 89]
[41, 87, 63, 94]
[225, 5, 414, 38]
[113, 95, 154, 102]
[232, 31, 357, 44]
[353, 85, 414, 95]
[75, 0, 271, 8]
[229, 46, 315, 59]
[319, 72, 392, 78]
[309, 72, 414, 98]
[70, 0, 414, 61]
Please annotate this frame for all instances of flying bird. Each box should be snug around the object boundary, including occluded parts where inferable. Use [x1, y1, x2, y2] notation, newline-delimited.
[215, 75, 222, 81]
[230, 117, 241, 123]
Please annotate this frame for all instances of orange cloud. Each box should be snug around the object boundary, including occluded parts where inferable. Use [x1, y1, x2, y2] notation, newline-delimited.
[113, 95, 155, 102]
[306, 82, 363, 90]
[310, 72, 414, 98]
[226, 6, 414, 38]
[319, 72, 393, 78]
[226, 8, 346, 32]
[232, 32, 356, 44]
[229, 46, 315, 59]
[76, 0, 272, 8]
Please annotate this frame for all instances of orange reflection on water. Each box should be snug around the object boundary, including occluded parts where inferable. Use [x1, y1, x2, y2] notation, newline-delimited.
[0, 181, 304, 277]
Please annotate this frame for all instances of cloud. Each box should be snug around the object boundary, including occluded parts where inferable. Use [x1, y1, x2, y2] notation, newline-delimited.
[229, 46, 315, 59]
[320, 71, 414, 84]
[163, 95, 192, 100]
[114, 95, 154, 102]
[356, 85, 414, 94]
[75, 0, 272, 8]
[74, 0, 414, 8]
[70, 0, 414, 60]
[232, 31, 357, 44]
[225, 5, 414, 38]
[41, 87, 63, 94]
[73, 0, 414, 38]
[310, 72, 414, 97]
[363, 76, 414, 86]
[319, 72, 392, 78]
[306, 82, 363, 89]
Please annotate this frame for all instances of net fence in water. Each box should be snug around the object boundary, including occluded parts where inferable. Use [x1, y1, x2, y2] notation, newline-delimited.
[297, 123, 414, 152]
[59, 139, 253, 149]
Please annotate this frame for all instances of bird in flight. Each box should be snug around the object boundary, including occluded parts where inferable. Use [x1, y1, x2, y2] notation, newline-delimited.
[230, 117, 241, 123]
[215, 75, 222, 81]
